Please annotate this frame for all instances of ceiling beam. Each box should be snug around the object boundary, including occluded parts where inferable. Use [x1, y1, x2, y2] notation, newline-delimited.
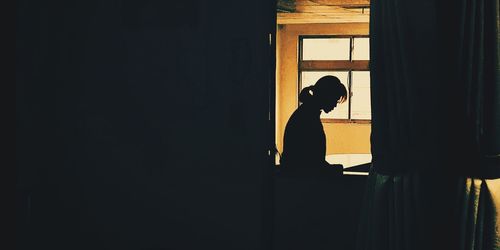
[306, 0, 370, 7]
[277, 13, 369, 24]
[277, 0, 370, 24]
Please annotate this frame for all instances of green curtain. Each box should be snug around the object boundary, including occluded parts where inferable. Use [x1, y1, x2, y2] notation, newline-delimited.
[369, 0, 499, 175]
[363, 0, 500, 247]
[356, 171, 500, 250]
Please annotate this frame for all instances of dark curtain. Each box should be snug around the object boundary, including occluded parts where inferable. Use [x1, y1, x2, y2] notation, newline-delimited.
[369, 0, 499, 176]
[356, 171, 500, 250]
[357, 0, 500, 249]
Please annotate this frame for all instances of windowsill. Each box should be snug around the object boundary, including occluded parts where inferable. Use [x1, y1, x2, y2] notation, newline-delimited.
[326, 153, 371, 168]
[274, 154, 372, 176]
[327, 153, 371, 176]
[321, 119, 371, 124]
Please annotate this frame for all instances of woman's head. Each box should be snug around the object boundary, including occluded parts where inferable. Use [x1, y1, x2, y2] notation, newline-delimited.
[298, 75, 348, 113]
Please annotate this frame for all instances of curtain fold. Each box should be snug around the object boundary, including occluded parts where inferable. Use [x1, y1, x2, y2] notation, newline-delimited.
[356, 171, 500, 250]
[370, 0, 500, 176]
[456, 0, 500, 176]
[359, 0, 499, 248]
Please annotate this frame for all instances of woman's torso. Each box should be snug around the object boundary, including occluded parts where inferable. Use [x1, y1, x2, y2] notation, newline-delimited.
[281, 104, 327, 168]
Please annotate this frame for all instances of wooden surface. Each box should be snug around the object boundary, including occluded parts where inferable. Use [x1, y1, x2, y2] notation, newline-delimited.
[300, 60, 369, 70]
[277, 0, 370, 24]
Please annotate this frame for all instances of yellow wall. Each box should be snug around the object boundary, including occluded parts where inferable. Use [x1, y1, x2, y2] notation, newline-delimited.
[276, 23, 371, 155]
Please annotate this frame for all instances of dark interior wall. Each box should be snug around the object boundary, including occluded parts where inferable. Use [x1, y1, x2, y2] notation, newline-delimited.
[17, 1, 274, 249]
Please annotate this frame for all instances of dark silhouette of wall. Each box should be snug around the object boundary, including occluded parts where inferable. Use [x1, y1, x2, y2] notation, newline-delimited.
[17, 1, 274, 249]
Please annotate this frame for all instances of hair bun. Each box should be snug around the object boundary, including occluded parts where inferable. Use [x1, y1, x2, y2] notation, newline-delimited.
[298, 86, 314, 103]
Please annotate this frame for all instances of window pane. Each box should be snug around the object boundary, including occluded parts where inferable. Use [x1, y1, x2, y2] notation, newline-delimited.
[352, 38, 370, 60]
[351, 71, 371, 119]
[301, 71, 349, 119]
[302, 38, 350, 60]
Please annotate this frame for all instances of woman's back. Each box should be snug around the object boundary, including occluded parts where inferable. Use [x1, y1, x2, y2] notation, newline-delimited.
[280, 103, 327, 169]
[280, 75, 347, 170]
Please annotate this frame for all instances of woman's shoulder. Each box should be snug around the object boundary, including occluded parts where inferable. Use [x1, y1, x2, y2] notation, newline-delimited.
[286, 105, 320, 130]
[287, 105, 306, 123]
[292, 104, 320, 120]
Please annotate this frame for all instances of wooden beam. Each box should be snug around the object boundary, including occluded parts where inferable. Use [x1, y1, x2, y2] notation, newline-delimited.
[300, 60, 369, 70]
[278, 12, 368, 18]
[277, 0, 370, 24]
[277, 14, 369, 24]
[305, 0, 370, 7]
[277, 10, 369, 24]
[295, 5, 369, 13]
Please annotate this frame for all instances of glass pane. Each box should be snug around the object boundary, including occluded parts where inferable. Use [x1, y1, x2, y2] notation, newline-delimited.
[301, 71, 349, 119]
[302, 38, 350, 60]
[352, 38, 370, 60]
[351, 71, 371, 119]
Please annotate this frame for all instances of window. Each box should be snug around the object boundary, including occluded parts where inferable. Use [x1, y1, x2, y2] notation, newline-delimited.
[299, 36, 371, 122]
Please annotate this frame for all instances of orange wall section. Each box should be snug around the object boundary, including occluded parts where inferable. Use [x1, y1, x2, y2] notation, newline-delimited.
[276, 23, 371, 155]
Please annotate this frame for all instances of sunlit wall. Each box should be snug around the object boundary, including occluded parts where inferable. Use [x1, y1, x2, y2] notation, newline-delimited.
[276, 23, 371, 155]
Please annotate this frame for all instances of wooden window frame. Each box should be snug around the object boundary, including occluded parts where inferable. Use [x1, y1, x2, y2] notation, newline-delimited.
[298, 35, 371, 123]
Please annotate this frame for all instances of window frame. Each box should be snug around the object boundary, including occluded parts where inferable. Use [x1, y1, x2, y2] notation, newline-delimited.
[298, 35, 371, 124]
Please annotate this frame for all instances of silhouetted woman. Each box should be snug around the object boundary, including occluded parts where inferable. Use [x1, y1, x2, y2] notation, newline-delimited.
[280, 75, 347, 170]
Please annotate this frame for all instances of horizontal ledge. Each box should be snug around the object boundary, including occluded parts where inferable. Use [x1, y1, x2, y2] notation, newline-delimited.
[277, 18, 369, 24]
[343, 171, 369, 176]
[300, 60, 369, 70]
[321, 119, 371, 124]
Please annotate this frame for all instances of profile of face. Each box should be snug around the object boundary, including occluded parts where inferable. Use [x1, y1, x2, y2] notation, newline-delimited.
[319, 94, 342, 113]
[305, 75, 347, 113]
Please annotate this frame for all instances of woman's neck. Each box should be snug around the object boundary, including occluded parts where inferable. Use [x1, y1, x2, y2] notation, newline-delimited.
[301, 102, 322, 116]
